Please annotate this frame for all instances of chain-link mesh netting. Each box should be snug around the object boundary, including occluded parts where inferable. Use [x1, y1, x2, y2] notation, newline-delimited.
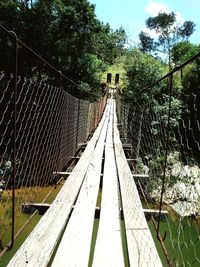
[116, 69, 200, 266]
[0, 74, 107, 253]
[0, 28, 107, 254]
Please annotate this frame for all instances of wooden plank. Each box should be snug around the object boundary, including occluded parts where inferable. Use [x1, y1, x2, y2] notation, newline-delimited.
[133, 174, 149, 178]
[53, 171, 71, 175]
[22, 203, 50, 215]
[8, 101, 110, 267]
[126, 158, 137, 162]
[113, 100, 162, 267]
[143, 209, 168, 215]
[51, 99, 112, 267]
[144, 209, 168, 221]
[125, 229, 163, 266]
[92, 98, 124, 267]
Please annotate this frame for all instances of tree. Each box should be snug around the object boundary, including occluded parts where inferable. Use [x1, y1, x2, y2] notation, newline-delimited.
[112, 26, 128, 58]
[171, 42, 200, 95]
[124, 48, 165, 103]
[171, 42, 199, 64]
[91, 23, 127, 65]
[0, 0, 127, 99]
[139, 12, 195, 69]
[139, 31, 154, 53]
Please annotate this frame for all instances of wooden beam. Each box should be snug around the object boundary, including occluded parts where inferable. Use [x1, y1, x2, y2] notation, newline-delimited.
[53, 171, 72, 176]
[126, 158, 138, 162]
[122, 144, 133, 148]
[132, 174, 149, 178]
[22, 203, 50, 215]
[143, 209, 168, 221]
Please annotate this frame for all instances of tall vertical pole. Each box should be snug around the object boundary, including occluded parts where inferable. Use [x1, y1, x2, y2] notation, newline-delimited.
[157, 73, 173, 240]
[10, 31, 18, 250]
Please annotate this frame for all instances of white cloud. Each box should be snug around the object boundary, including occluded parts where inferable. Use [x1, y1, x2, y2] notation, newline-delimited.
[143, 27, 158, 38]
[145, 1, 171, 16]
[175, 12, 185, 26]
[145, 1, 185, 23]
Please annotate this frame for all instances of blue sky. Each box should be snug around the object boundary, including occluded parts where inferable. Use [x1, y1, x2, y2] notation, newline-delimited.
[88, 0, 200, 46]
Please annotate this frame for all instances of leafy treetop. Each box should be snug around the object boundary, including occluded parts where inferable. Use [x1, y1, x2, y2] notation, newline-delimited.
[139, 11, 195, 69]
[0, 0, 127, 99]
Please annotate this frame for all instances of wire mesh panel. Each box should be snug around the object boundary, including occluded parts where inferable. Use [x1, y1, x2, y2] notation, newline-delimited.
[58, 91, 70, 170]
[0, 27, 108, 255]
[116, 71, 200, 266]
[65, 96, 79, 160]
[86, 102, 96, 137]
[0, 73, 107, 253]
[76, 100, 89, 147]
[0, 73, 14, 251]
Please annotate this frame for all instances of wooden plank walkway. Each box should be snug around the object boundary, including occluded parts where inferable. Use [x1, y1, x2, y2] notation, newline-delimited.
[113, 102, 162, 267]
[92, 99, 124, 267]
[51, 99, 111, 267]
[8, 96, 162, 267]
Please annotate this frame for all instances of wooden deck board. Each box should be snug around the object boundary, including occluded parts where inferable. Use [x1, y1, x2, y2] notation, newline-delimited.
[113, 101, 162, 267]
[51, 100, 111, 267]
[7, 103, 110, 267]
[92, 99, 124, 267]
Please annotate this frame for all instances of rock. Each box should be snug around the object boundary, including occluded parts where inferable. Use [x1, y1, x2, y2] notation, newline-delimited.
[143, 165, 149, 175]
[148, 151, 200, 217]
[150, 179, 200, 217]
[173, 182, 187, 199]
[171, 201, 200, 217]
[0, 188, 3, 199]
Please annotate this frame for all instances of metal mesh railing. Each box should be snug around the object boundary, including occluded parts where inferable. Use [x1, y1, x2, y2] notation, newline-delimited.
[0, 26, 107, 255]
[116, 56, 200, 266]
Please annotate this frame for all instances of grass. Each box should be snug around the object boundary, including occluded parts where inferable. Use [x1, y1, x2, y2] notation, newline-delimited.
[143, 201, 200, 267]
[120, 219, 130, 266]
[88, 218, 100, 267]
[0, 184, 62, 267]
[0, 214, 41, 267]
[148, 217, 200, 267]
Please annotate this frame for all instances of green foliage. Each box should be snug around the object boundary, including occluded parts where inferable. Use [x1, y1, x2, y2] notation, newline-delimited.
[172, 42, 200, 64]
[91, 24, 127, 65]
[0, 0, 127, 99]
[171, 41, 200, 95]
[139, 31, 154, 53]
[178, 21, 196, 39]
[80, 53, 106, 83]
[181, 59, 200, 94]
[153, 95, 183, 127]
[171, 42, 200, 95]
[146, 12, 176, 33]
[123, 48, 165, 102]
[101, 55, 127, 87]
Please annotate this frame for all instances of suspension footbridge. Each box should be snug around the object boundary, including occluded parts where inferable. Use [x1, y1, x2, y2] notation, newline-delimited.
[1, 24, 200, 267]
